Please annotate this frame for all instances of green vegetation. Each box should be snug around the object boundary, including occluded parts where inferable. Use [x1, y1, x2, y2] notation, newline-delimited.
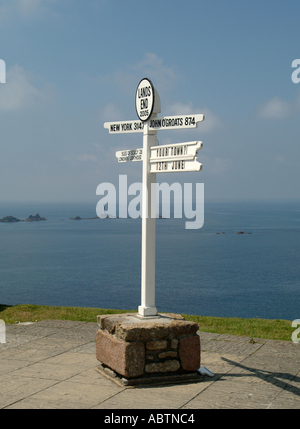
[0, 304, 293, 342]
[182, 314, 293, 342]
[0, 304, 135, 324]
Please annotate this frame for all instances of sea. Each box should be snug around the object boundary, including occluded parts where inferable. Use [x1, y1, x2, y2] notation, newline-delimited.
[0, 200, 299, 321]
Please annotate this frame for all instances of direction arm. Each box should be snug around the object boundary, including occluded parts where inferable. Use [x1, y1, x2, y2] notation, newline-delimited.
[149, 114, 205, 131]
[150, 141, 202, 161]
[104, 120, 144, 134]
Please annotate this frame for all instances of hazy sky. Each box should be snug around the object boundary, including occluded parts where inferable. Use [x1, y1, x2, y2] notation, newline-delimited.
[0, 0, 299, 203]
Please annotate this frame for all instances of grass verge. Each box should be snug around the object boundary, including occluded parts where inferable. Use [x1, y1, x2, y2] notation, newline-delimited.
[0, 304, 294, 342]
[182, 314, 293, 342]
[0, 304, 135, 324]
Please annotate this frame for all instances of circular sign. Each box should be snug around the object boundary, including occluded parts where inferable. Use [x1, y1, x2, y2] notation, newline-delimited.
[135, 78, 155, 122]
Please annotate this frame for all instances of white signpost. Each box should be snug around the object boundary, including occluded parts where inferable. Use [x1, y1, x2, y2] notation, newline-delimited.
[116, 148, 143, 162]
[150, 157, 202, 173]
[104, 114, 204, 134]
[135, 77, 157, 122]
[104, 120, 144, 134]
[149, 141, 202, 173]
[104, 78, 205, 317]
[149, 114, 204, 131]
[150, 141, 202, 160]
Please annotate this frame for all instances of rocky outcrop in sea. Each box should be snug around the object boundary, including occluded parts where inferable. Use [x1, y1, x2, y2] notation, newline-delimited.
[0, 214, 47, 223]
[0, 216, 21, 223]
[25, 214, 46, 222]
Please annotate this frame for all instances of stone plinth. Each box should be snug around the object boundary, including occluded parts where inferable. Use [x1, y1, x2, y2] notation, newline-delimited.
[96, 313, 202, 386]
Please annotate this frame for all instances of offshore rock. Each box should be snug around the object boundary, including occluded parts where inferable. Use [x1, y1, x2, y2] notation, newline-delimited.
[0, 214, 46, 222]
[25, 214, 46, 222]
[0, 216, 22, 223]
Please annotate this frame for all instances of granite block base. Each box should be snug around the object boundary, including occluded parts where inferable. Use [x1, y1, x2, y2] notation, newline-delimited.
[95, 313, 202, 387]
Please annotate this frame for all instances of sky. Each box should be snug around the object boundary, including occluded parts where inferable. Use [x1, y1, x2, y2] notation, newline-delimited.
[0, 0, 300, 204]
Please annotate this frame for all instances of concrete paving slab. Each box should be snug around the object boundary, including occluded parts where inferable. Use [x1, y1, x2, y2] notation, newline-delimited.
[12, 361, 89, 381]
[1, 320, 300, 409]
[5, 397, 82, 409]
[0, 357, 33, 376]
[0, 374, 58, 409]
[1, 341, 79, 362]
[43, 350, 98, 368]
[23, 378, 122, 409]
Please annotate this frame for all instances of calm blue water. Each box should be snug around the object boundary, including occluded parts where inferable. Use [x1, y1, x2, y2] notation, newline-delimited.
[0, 201, 299, 321]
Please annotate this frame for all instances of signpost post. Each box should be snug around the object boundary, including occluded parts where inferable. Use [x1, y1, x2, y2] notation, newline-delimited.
[103, 78, 205, 317]
[139, 119, 158, 316]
